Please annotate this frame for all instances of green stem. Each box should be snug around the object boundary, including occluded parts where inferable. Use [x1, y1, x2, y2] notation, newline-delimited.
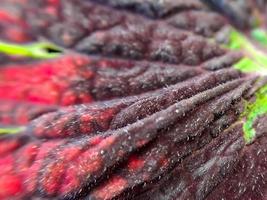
[0, 126, 25, 135]
[0, 41, 62, 59]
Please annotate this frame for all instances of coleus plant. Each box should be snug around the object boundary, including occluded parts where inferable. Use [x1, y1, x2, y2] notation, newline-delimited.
[0, 0, 266, 200]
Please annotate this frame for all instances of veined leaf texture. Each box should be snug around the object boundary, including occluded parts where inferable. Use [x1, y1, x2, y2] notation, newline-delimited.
[0, 0, 266, 199]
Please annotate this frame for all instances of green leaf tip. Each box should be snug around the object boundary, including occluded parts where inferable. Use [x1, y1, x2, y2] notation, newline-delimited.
[251, 28, 267, 46]
[242, 84, 267, 144]
[226, 29, 267, 143]
[0, 126, 25, 135]
[0, 41, 63, 59]
[234, 57, 267, 75]
[226, 29, 267, 75]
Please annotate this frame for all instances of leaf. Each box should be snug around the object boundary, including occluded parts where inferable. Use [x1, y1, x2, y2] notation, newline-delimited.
[0, 1, 266, 200]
